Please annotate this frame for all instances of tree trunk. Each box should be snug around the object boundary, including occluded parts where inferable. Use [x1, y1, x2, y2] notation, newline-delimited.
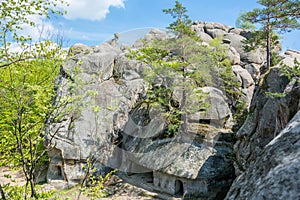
[30, 179, 38, 199]
[266, 18, 271, 70]
[181, 86, 188, 133]
[0, 183, 6, 200]
[180, 44, 188, 134]
[180, 64, 188, 134]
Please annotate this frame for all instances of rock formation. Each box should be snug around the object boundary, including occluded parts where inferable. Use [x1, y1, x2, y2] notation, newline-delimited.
[225, 50, 300, 199]
[226, 110, 300, 200]
[46, 42, 147, 186]
[46, 21, 300, 199]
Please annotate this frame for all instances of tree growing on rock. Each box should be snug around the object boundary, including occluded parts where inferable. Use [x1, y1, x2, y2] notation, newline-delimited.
[241, 0, 300, 70]
[129, 0, 234, 136]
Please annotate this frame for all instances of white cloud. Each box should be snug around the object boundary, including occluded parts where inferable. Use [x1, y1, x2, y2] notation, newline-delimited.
[62, 0, 125, 20]
[19, 15, 58, 41]
[1, 1, 60, 42]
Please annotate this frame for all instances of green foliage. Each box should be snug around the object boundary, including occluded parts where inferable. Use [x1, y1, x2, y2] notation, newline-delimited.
[241, 0, 300, 69]
[221, 65, 242, 100]
[232, 99, 248, 132]
[78, 158, 117, 199]
[0, 0, 68, 68]
[1, 184, 55, 200]
[236, 12, 256, 30]
[82, 169, 117, 199]
[244, 0, 300, 32]
[0, 57, 61, 166]
[128, 1, 245, 136]
[280, 58, 300, 81]
[0, 50, 68, 199]
[220, 57, 247, 130]
[270, 51, 282, 67]
[2, 185, 24, 200]
[162, 0, 197, 38]
[265, 91, 287, 98]
[242, 30, 281, 52]
[129, 39, 215, 136]
[261, 59, 299, 101]
[0, 0, 68, 199]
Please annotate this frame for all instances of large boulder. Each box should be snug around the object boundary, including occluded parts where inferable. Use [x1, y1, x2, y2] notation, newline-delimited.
[225, 44, 241, 65]
[232, 65, 254, 88]
[188, 87, 231, 128]
[232, 65, 255, 107]
[224, 33, 266, 65]
[119, 103, 236, 198]
[206, 29, 227, 39]
[68, 43, 92, 55]
[244, 63, 261, 81]
[144, 28, 171, 41]
[133, 28, 171, 48]
[226, 110, 300, 200]
[284, 49, 300, 61]
[46, 43, 147, 185]
[197, 31, 213, 43]
[203, 22, 231, 32]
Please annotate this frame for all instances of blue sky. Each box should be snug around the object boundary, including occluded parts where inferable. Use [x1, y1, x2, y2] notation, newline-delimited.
[43, 0, 299, 51]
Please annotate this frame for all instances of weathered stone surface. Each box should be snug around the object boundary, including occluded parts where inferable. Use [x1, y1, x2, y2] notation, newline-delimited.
[46, 23, 293, 199]
[204, 22, 231, 32]
[132, 39, 144, 49]
[80, 52, 115, 81]
[188, 87, 231, 128]
[114, 52, 145, 78]
[228, 28, 243, 35]
[225, 50, 300, 200]
[226, 110, 300, 200]
[232, 65, 254, 88]
[197, 31, 213, 43]
[281, 50, 300, 67]
[224, 44, 241, 65]
[244, 63, 261, 81]
[46, 43, 147, 185]
[241, 85, 255, 108]
[285, 49, 300, 61]
[68, 43, 92, 55]
[107, 33, 120, 48]
[234, 67, 299, 172]
[233, 52, 300, 173]
[94, 42, 122, 54]
[223, 33, 246, 53]
[133, 28, 171, 48]
[144, 28, 171, 42]
[229, 28, 254, 40]
[121, 105, 236, 198]
[206, 29, 227, 39]
[224, 33, 266, 64]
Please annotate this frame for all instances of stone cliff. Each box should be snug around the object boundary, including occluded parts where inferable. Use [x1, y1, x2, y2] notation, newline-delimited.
[226, 50, 300, 199]
[45, 21, 300, 199]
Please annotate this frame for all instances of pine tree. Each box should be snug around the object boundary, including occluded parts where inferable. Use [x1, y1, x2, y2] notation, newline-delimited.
[129, 1, 232, 136]
[242, 0, 300, 70]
